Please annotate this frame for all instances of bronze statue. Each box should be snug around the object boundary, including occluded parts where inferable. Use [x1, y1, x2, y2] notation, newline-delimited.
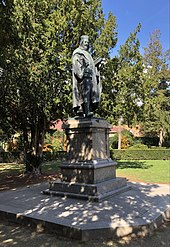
[72, 35, 102, 117]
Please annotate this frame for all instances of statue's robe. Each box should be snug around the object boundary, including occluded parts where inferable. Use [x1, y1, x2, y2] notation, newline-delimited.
[72, 47, 101, 111]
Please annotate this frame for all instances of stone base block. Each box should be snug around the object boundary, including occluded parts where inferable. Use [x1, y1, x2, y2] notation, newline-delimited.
[60, 159, 116, 184]
[63, 118, 111, 162]
[43, 118, 130, 201]
[43, 177, 129, 202]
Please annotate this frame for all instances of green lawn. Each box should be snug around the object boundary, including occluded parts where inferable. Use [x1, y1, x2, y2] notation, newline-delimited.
[41, 160, 61, 173]
[116, 160, 170, 184]
[0, 163, 25, 178]
[0, 160, 61, 179]
[0, 160, 169, 184]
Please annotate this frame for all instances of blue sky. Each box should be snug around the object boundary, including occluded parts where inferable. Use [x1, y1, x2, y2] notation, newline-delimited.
[102, 0, 170, 56]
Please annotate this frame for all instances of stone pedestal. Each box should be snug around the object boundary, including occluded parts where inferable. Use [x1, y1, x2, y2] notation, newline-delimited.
[43, 118, 129, 201]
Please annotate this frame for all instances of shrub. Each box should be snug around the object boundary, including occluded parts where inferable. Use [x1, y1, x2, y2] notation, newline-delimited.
[109, 130, 134, 150]
[128, 144, 148, 150]
[110, 149, 170, 160]
[109, 135, 118, 150]
[43, 150, 66, 161]
[0, 151, 22, 163]
[44, 131, 63, 151]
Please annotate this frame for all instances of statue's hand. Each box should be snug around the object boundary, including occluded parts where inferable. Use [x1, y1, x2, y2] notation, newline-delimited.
[85, 61, 89, 67]
[84, 67, 92, 77]
[94, 57, 102, 66]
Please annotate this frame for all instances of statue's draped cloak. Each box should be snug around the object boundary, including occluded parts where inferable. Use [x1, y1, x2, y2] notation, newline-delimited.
[72, 47, 101, 109]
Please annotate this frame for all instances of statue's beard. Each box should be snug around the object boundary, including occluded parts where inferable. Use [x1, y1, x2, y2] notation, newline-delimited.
[81, 45, 89, 51]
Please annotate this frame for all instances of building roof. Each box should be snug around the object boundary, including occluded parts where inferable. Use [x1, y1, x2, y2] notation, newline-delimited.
[50, 119, 63, 131]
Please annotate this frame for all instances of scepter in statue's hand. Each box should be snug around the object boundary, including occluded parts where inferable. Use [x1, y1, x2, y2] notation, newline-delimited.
[94, 57, 103, 67]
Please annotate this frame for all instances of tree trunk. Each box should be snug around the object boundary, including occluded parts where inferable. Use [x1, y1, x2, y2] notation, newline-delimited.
[23, 115, 46, 175]
[118, 117, 123, 149]
[23, 130, 32, 173]
[158, 128, 164, 147]
[118, 129, 121, 150]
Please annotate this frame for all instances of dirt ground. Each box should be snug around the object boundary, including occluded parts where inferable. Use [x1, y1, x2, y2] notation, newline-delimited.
[0, 221, 169, 247]
[0, 171, 59, 192]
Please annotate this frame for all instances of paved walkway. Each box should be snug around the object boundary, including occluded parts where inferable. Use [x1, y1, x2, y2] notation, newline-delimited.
[0, 181, 169, 241]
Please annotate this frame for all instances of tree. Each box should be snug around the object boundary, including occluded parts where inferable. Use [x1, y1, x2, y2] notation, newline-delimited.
[0, 0, 117, 173]
[99, 24, 144, 126]
[142, 30, 170, 146]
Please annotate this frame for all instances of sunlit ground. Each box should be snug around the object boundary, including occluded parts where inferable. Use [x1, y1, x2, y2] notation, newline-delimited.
[0, 160, 169, 187]
[0, 221, 169, 247]
[0, 161, 169, 246]
[0, 163, 25, 175]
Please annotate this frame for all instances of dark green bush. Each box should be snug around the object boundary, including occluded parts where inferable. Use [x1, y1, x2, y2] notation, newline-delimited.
[43, 151, 67, 161]
[110, 149, 170, 160]
[0, 151, 67, 163]
[0, 151, 22, 163]
[109, 135, 118, 149]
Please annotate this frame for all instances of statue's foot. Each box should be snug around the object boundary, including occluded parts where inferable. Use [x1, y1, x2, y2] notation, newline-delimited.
[85, 112, 93, 118]
[76, 112, 84, 117]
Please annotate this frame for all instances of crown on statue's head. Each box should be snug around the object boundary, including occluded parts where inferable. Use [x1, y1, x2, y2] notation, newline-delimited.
[80, 35, 89, 42]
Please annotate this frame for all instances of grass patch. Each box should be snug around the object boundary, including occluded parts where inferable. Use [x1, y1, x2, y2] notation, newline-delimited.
[116, 160, 170, 184]
[0, 161, 61, 191]
[41, 160, 61, 174]
[0, 160, 169, 188]
[0, 163, 25, 178]
[0, 161, 61, 179]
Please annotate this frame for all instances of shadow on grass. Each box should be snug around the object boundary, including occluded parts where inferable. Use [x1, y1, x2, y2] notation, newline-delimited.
[117, 161, 153, 169]
[0, 161, 61, 192]
[41, 160, 61, 173]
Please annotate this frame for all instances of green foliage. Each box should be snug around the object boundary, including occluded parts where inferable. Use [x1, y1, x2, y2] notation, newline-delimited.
[109, 129, 139, 150]
[0, 151, 22, 163]
[99, 24, 143, 125]
[0, 0, 117, 172]
[43, 150, 66, 161]
[163, 135, 170, 148]
[109, 135, 118, 149]
[142, 30, 170, 146]
[128, 144, 148, 150]
[111, 149, 170, 160]
[117, 160, 169, 183]
[44, 131, 63, 151]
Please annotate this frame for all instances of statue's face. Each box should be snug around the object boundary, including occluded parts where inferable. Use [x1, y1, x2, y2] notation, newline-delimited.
[81, 38, 89, 51]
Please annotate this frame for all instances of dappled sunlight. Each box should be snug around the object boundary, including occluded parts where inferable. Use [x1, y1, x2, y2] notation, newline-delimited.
[0, 152, 169, 242]
[0, 221, 169, 247]
[0, 171, 169, 240]
[3, 181, 166, 240]
[0, 163, 24, 171]
[0, 181, 169, 245]
[91, 215, 98, 221]
[64, 118, 110, 163]
[0, 163, 25, 177]
[0, 162, 60, 192]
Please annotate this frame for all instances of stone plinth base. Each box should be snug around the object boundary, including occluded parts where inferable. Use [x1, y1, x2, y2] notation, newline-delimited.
[62, 117, 111, 162]
[44, 159, 129, 202]
[60, 159, 116, 184]
[43, 118, 129, 201]
[43, 177, 128, 202]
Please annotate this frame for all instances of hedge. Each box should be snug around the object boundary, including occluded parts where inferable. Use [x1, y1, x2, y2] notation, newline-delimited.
[110, 149, 170, 160]
[0, 151, 66, 163]
[1, 150, 169, 163]
[43, 151, 66, 161]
